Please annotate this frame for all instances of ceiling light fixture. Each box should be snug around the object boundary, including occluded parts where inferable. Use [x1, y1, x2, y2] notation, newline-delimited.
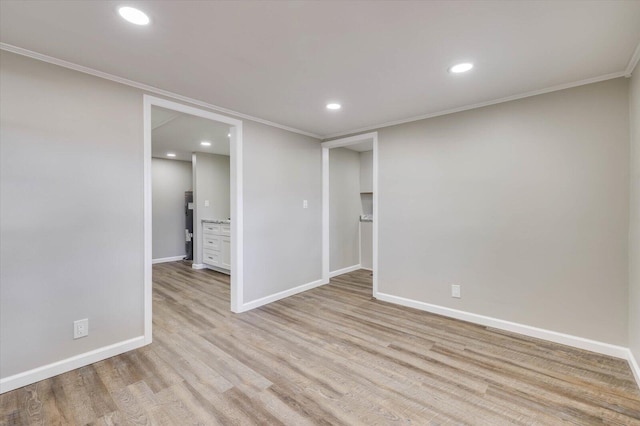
[118, 6, 150, 25]
[200, 141, 211, 146]
[326, 103, 341, 110]
[166, 152, 176, 157]
[227, 133, 231, 137]
[448, 63, 474, 74]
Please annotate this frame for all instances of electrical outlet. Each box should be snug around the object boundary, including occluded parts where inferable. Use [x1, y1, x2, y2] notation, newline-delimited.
[74, 318, 89, 339]
[451, 284, 461, 298]
[303, 200, 308, 209]
[204, 200, 210, 207]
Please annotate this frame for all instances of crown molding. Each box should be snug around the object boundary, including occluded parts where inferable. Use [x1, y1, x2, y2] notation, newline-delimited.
[1, 42, 632, 142]
[0, 43, 322, 139]
[322, 70, 627, 139]
[625, 39, 640, 77]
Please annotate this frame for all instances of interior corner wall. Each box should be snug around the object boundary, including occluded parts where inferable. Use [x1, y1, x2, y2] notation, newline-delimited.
[630, 67, 640, 362]
[0, 51, 145, 380]
[375, 78, 630, 345]
[329, 148, 361, 272]
[192, 152, 230, 265]
[152, 158, 192, 260]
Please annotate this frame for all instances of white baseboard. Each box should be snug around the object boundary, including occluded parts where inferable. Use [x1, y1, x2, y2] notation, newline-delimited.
[152, 255, 185, 264]
[0, 336, 146, 394]
[238, 278, 329, 312]
[374, 292, 629, 360]
[191, 263, 206, 270]
[627, 349, 640, 388]
[360, 267, 373, 271]
[329, 264, 361, 278]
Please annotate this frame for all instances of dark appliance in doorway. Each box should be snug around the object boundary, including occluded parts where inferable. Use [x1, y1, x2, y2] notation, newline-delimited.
[185, 191, 194, 260]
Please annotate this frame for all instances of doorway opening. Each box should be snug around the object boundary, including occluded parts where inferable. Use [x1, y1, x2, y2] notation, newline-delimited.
[143, 95, 244, 344]
[321, 132, 378, 297]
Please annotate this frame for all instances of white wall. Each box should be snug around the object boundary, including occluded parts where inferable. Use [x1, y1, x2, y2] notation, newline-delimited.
[0, 51, 145, 379]
[630, 66, 640, 363]
[375, 79, 630, 345]
[329, 148, 361, 272]
[0, 51, 323, 387]
[193, 152, 230, 265]
[152, 158, 192, 260]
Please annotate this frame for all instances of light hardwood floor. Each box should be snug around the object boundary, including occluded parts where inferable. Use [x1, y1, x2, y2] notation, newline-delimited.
[2, 261, 640, 425]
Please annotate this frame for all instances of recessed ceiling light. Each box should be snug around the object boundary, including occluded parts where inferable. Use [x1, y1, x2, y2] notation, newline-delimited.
[200, 141, 211, 146]
[448, 63, 474, 74]
[326, 103, 341, 110]
[166, 152, 176, 157]
[227, 133, 231, 137]
[118, 6, 150, 25]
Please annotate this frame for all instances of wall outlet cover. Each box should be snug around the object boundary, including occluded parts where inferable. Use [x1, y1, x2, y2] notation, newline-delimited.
[451, 284, 461, 298]
[74, 318, 89, 339]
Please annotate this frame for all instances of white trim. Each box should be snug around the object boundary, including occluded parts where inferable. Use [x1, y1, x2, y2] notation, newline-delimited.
[0, 43, 320, 139]
[0, 336, 145, 394]
[238, 278, 328, 312]
[3, 42, 632, 141]
[322, 132, 378, 148]
[329, 264, 361, 278]
[375, 292, 630, 359]
[152, 255, 185, 264]
[230, 123, 244, 312]
[625, 39, 640, 77]
[372, 136, 379, 296]
[323, 72, 626, 139]
[322, 132, 379, 299]
[191, 263, 207, 270]
[144, 95, 244, 324]
[143, 97, 152, 345]
[627, 350, 640, 388]
[322, 147, 330, 284]
[360, 267, 373, 272]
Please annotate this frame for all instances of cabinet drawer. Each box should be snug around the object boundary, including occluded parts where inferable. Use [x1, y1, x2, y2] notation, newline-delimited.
[203, 235, 222, 251]
[220, 225, 231, 236]
[203, 223, 222, 235]
[203, 249, 220, 266]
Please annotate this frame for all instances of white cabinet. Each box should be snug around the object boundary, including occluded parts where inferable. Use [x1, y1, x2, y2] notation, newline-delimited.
[202, 221, 231, 275]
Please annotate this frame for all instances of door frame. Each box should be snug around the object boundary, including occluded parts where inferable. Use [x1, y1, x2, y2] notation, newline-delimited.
[321, 132, 379, 296]
[143, 95, 244, 344]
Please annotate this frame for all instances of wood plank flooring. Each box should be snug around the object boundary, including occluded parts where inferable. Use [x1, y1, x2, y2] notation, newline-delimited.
[2, 261, 640, 425]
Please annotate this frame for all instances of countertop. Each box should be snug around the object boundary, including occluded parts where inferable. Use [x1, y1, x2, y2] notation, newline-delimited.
[202, 219, 231, 224]
[360, 214, 373, 223]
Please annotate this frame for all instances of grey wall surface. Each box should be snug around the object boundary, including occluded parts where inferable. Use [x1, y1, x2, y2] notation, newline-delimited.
[360, 222, 373, 270]
[193, 153, 230, 265]
[242, 121, 322, 301]
[0, 51, 323, 381]
[630, 67, 640, 361]
[360, 151, 374, 269]
[329, 148, 362, 272]
[152, 158, 192, 260]
[375, 79, 630, 345]
[360, 150, 374, 193]
[0, 52, 145, 378]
